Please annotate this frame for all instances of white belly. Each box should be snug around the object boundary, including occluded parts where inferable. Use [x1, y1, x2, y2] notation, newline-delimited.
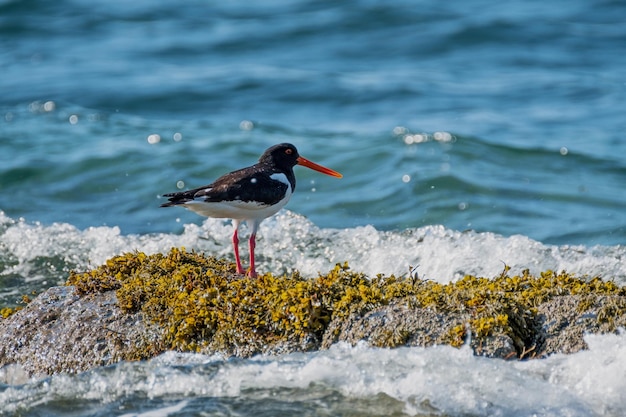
[183, 176, 292, 221]
[183, 197, 289, 220]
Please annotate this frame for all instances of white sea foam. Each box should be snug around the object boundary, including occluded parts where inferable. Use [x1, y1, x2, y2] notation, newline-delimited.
[1, 210, 625, 287]
[2, 333, 625, 416]
[2, 208, 626, 415]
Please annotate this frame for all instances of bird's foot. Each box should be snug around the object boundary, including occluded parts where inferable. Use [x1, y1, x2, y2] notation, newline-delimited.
[235, 260, 245, 275]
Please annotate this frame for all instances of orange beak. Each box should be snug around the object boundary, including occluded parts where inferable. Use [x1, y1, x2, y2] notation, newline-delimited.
[297, 156, 343, 178]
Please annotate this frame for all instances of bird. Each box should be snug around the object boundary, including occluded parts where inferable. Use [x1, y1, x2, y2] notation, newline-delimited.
[161, 143, 342, 278]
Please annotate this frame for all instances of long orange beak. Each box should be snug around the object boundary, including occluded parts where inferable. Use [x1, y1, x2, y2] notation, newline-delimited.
[297, 156, 343, 178]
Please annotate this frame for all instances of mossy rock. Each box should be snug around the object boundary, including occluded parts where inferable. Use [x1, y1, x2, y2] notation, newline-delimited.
[64, 248, 626, 360]
[4, 247, 626, 377]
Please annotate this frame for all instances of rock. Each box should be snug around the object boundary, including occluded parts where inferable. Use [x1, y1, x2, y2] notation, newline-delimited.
[2, 250, 626, 377]
[323, 302, 461, 348]
[0, 286, 164, 377]
[2, 285, 626, 377]
[321, 301, 520, 359]
[536, 294, 626, 356]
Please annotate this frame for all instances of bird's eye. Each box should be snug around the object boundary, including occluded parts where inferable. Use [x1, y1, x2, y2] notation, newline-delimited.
[285, 149, 293, 155]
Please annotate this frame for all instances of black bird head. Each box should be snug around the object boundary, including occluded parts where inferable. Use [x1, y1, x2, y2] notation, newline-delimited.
[259, 143, 300, 170]
[259, 143, 342, 178]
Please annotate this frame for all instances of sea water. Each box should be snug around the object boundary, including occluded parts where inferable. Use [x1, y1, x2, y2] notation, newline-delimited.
[2, 335, 626, 416]
[2, 0, 626, 415]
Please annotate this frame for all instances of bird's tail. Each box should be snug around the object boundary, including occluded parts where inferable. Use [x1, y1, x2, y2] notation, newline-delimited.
[160, 191, 194, 207]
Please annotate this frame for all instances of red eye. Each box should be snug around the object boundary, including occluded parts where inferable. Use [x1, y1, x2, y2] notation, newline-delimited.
[285, 149, 293, 155]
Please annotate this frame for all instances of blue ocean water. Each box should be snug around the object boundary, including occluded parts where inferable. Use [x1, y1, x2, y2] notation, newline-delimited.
[2, 0, 626, 244]
[2, 0, 626, 415]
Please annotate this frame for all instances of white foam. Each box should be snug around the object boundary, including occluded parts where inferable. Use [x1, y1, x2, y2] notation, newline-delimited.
[258, 211, 626, 283]
[1, 210, 626, 286]
[2, 333, 625, 415]
[117, 400, 189, 417]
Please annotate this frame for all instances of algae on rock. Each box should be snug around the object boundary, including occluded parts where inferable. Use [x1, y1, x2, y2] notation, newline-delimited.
[67, 248, 626, 359]
[2, 247, 626, 376]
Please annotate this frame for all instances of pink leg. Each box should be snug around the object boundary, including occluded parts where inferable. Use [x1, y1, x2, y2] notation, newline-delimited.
[247, 233, 257, 278]
[232, 229, 245, 274]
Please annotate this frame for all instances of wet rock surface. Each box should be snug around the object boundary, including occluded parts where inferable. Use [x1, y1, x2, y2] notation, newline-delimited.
[536, 294, 626, 355]
[0, 286, 164, 377]
[2, 250, 625, 377]
[2, 284, 625, 377]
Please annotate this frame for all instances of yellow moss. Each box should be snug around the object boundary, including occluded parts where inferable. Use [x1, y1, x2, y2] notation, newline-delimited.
[577, 295, 597, 313]
[1, 306, 20, 319]
[65, 249, 626, 355]
[596, 297, 626, 330]
[471, 314, 509, 338]
[0, 291, 35, 319]
[448, 324, 467, 348]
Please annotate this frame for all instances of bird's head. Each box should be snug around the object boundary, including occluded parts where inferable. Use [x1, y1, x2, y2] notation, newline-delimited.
[260, 143, 342, 178]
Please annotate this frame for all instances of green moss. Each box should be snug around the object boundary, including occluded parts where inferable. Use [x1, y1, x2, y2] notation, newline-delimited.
[66, 248, 626, 356]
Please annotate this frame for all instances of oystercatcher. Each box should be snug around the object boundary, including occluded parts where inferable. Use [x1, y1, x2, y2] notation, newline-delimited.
[161, 143, 342, 277]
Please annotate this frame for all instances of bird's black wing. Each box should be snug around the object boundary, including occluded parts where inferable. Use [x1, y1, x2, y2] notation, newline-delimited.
[195, 166, 289, 205]
[160, 164, 289, 207]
